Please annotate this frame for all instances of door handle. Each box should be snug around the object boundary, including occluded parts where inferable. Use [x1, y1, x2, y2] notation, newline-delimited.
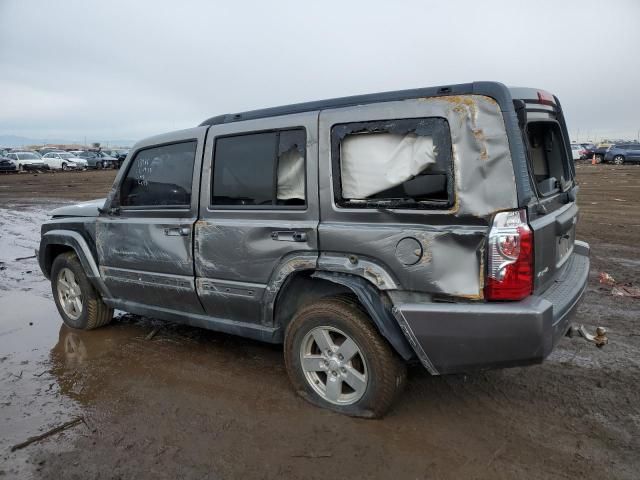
[270, 231, 307, 242]
[164, 227, 191, 236]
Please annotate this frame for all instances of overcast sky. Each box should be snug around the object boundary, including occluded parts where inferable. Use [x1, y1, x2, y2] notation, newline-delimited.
[1, 0, 639, 145]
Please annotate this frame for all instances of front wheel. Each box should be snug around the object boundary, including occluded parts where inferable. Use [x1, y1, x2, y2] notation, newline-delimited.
[51, 252, 113, 330]
[61, 162, 68, 171]
[613, 155, 625, 165]
[284, 296, 406, 418]
[595, 154, 604, 163]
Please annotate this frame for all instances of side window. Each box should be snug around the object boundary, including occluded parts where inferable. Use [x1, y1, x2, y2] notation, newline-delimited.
[331, 117, 453, 209]
[211, 128, 306, 207]
[120, 141, 197, 208]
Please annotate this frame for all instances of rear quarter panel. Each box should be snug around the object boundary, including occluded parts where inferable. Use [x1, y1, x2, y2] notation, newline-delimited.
[318, 95, 518, 298]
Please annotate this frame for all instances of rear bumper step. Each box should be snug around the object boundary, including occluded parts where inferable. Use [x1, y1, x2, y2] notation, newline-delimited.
[395, 241, 590, 375]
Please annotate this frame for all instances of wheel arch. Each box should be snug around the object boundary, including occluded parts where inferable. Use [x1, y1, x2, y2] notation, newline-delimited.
[40, 230, 110, 297]
[273, 270, 416, 361]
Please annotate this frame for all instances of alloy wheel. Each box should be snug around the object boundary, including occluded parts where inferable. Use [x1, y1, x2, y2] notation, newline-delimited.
[299, 326, 368, 405]
[57, 267, 83, 321]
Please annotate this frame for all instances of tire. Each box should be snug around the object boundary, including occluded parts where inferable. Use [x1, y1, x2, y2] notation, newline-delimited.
[102, 160, 109, 169]
[51, 252, 113, 330]
[284, 296, 406, 418]
[613, 155, 625, 165]
[61, 162, 68, 171]
[595, 154, 604, 163]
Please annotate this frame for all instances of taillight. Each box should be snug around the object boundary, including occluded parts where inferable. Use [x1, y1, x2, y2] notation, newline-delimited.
[537, 90, 555, 105]
[485, 209, 534, 301]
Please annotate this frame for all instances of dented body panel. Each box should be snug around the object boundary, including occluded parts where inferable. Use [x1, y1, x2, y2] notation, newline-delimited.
[39, 81, 590, 376]
[317, 95, 517, 299]
[194, 111, 320, 326]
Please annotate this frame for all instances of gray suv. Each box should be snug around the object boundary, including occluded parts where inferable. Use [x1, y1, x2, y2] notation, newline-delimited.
[38, 82, 590, 417]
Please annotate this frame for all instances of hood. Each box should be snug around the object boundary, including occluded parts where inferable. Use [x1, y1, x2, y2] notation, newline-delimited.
[51, 198, 106, 217]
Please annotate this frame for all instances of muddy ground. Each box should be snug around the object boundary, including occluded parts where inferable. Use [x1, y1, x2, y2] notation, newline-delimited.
[0, 165, 639, 479]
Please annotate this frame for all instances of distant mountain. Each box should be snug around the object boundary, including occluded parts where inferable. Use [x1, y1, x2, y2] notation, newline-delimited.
[0, 134, 135, 148]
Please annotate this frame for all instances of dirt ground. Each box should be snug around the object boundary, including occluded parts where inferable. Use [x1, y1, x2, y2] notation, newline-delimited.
[0, 165, 639, 479]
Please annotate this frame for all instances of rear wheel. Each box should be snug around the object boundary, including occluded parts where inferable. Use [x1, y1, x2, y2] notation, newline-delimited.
[613, 155, 625, 165]
[284, 296, 406, 418]
[51, 252, 113, 330]
[595, 154, 604, 163]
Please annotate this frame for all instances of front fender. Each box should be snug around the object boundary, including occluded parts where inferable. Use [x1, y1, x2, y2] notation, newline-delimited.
[39, 230, 110, 297]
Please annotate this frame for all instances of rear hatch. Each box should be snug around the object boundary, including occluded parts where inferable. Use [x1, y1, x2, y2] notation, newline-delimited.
[509, 88, 578, 294]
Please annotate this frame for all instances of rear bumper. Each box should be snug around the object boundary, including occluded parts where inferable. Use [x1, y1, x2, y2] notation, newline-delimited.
[395, 241, 590, 375]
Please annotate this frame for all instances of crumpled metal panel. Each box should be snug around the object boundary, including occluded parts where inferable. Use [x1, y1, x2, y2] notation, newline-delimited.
[434, 95, 518, 216]
[318, 95, 517, 299]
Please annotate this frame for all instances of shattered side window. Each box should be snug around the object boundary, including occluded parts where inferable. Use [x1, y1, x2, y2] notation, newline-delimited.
[332, 118, 453, 209]
[211, 128, 306, 208]
[120, 141, 196, 207]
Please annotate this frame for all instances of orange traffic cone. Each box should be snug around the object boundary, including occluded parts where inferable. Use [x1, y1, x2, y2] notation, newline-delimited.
[592, 154, 596, 165]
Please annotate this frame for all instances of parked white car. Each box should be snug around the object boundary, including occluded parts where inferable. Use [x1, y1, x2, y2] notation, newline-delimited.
[570, 144, 583, 161]
[5, 151, 46, 170]
[42, 151, 87, 170]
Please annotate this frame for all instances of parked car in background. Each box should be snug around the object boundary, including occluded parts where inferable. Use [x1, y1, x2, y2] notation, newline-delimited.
[5, 151, 46, 170]
[0, 156, 18, 172]
[592, 143, 613, 163]
[101, 149, 129, 167]
[570, 144, 583, 161]
[604, 144, 640, 165]
[75, 151, 119, 169]
[580, 143, 595, 158]
[42, 151, 87, 170]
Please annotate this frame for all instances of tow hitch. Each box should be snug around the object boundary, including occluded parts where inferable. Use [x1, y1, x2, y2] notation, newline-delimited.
[567, 325, 608, 348]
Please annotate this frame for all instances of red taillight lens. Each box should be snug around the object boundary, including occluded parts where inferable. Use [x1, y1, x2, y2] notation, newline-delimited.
[537, 90, 555, 105]
[485, 210, 534, 301]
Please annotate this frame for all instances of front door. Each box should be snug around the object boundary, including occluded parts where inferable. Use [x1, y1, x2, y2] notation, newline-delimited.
[96, 127, 207, 314]
[195, 112, 319, 325]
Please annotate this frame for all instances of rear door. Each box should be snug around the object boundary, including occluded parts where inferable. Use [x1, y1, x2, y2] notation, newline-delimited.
[96, 127, 206, 314]
[511, 89, 578, 293]
[195, 112, 319, 325]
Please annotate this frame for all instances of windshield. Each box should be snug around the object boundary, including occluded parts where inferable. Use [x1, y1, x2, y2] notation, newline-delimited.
[18, 153, 39, 160]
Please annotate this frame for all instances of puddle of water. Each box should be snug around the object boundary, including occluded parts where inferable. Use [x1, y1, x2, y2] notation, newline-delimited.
[0, 291, 148, 477]
[0, 293, 79, 477]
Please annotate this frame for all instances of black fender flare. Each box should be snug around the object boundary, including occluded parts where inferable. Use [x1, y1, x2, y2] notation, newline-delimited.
[39, 230, 111, 297]
[311, 271, 416, 361]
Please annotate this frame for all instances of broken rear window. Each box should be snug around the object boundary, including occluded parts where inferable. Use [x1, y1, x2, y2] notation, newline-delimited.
[331, 118, 453, 209]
